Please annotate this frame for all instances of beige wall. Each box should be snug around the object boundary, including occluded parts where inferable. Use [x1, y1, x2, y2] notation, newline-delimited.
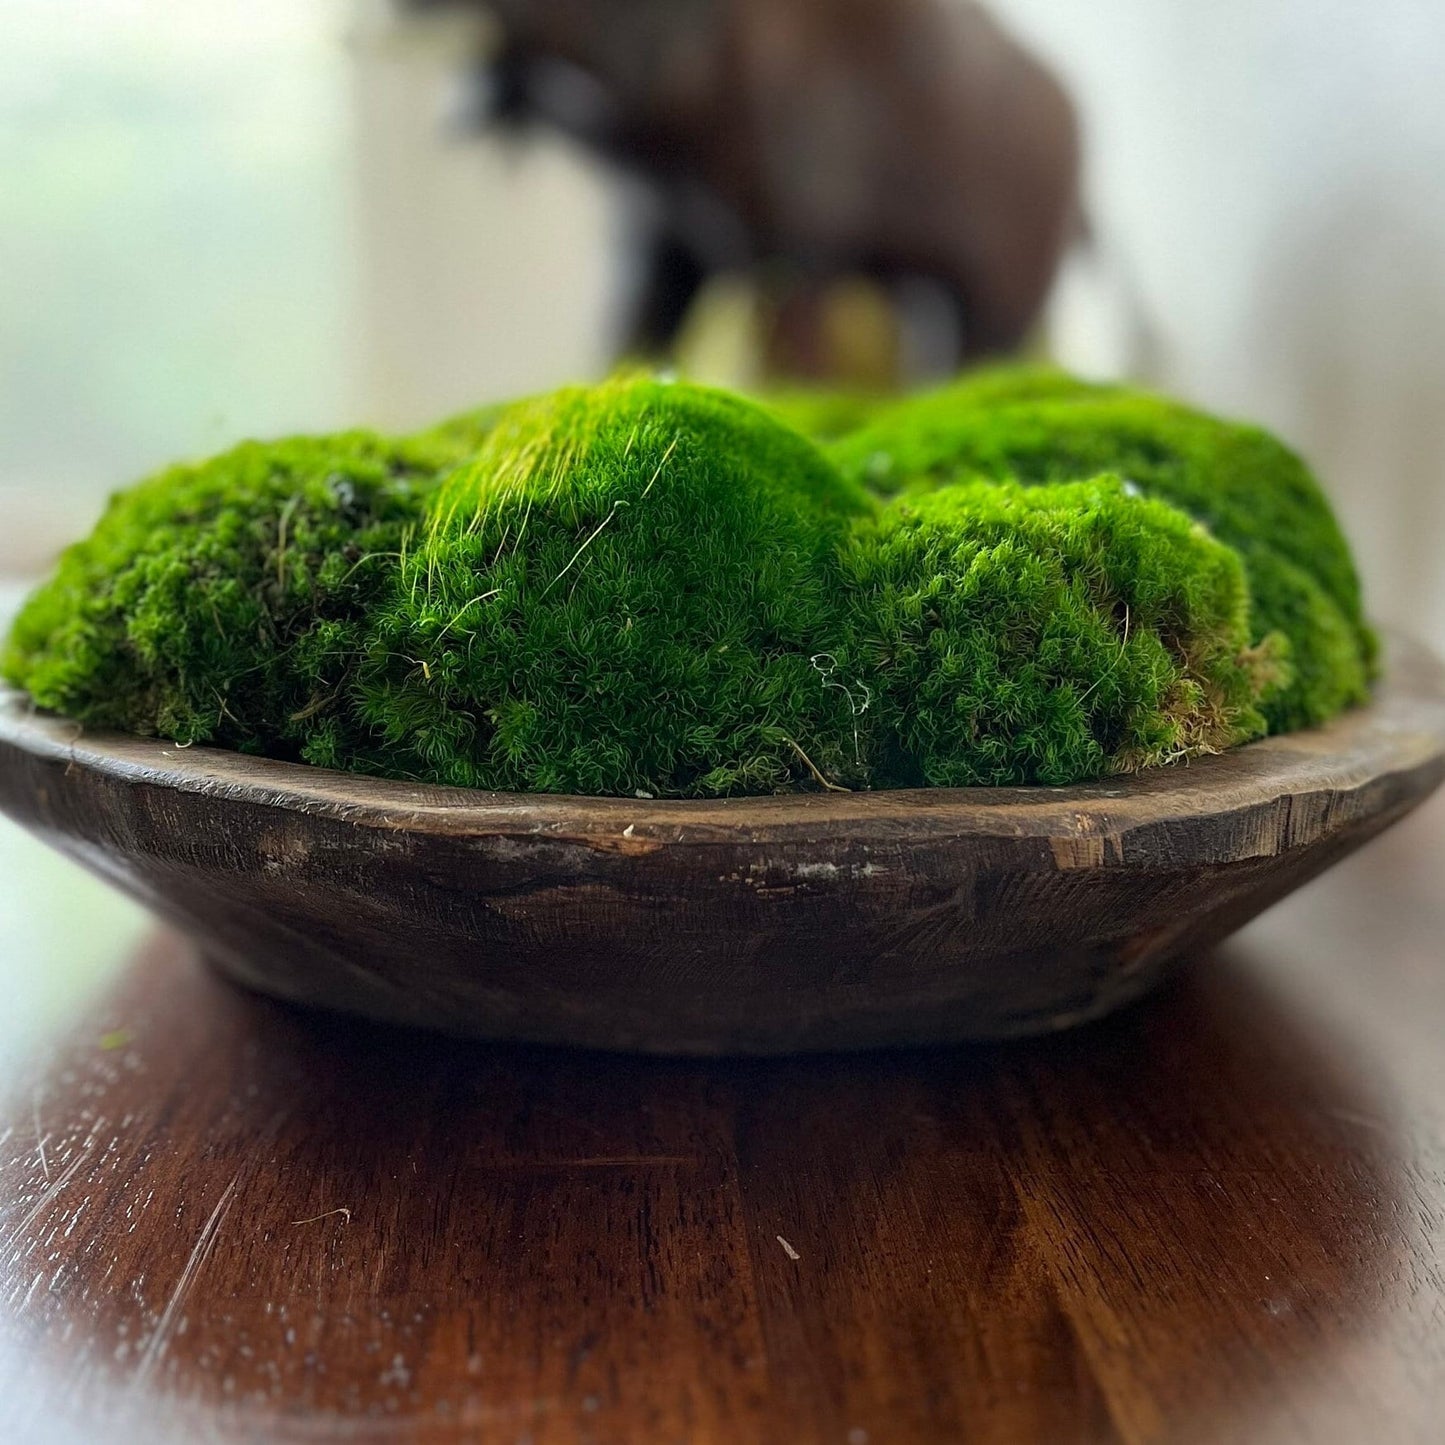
[343, 4, 616, 430]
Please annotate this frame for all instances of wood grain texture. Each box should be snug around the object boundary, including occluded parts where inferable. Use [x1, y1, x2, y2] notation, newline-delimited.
[3, 773, 1445, 1445]
[1, 638, 1443, 1052]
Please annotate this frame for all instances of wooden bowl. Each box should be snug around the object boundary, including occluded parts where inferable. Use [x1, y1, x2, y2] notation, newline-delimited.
[2, 637, 1443, 1054]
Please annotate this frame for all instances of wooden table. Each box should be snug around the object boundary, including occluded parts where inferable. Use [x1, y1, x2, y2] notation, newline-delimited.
[2, 792, 1443, 1444]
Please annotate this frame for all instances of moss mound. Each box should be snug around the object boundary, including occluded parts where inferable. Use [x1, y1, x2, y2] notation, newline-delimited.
[846, 476, 1277, 787]
[3, 370, 1370, 797]
[830, 367, 1374, 731]
[3, 429, 473, 764]
[347, 377, 876, 795]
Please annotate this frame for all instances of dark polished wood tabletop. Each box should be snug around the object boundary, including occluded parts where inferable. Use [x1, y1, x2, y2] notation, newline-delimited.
[2, 788, 1443, 1443]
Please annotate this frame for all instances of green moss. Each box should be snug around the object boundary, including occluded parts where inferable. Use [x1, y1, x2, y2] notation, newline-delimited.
[346, 377, 876, 795]
[830, 368, 1374, 730]
[4, 368, 1369, 796]
[408, 398, 509, 457]
[846, 476, 1278, 787]
[755, 368, 1113, 446]
[755, 387, 890, 445]
[2, 430, 459, 762]
[900, 363, 1122, 413]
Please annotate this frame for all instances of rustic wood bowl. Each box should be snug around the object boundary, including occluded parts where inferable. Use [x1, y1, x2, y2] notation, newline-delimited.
[2, 637, 1443, 1054]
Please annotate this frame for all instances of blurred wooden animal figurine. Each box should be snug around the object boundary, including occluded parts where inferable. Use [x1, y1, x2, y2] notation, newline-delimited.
[412, 0, 1080, 381]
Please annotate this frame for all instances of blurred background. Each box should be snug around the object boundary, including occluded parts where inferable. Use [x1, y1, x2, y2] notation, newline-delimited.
[5, 0, 1445, 639]
[2, 0, 1444, 1043]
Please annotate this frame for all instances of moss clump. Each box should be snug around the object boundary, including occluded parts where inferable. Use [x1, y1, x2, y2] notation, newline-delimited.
[4, 369, 1369, 797]
[845, 476, 1278, 787]
[2, 430, 464, 763]
[346, 377, 876, 795]
[830, 367, 1374, 731]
